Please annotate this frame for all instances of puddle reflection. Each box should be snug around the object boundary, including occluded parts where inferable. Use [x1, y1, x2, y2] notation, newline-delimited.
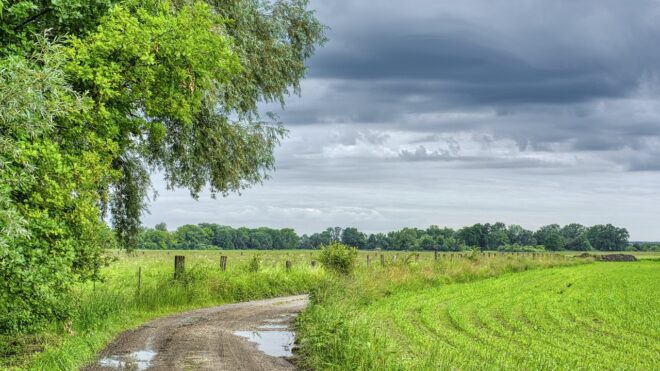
[98, 349, 157, 370]
[233, 330, 295, 357]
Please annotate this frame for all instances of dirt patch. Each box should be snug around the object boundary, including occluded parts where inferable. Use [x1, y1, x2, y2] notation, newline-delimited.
[576, 253, 638, 261]
[83, 295, 308, 371]
[596, 254, 638, 262]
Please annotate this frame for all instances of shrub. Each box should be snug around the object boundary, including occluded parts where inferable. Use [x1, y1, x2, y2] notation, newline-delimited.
[318, 242, 358, 275]
[497, 244, 546, 253]
[247, 255, 261, 272]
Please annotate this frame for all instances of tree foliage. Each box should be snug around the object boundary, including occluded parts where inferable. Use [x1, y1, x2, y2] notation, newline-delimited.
[140, 222, 632, 253]
[0, 40, 115, 332]
[0, 0, 325, 332]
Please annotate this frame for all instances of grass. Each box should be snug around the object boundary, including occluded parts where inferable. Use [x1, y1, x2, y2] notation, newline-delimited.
[296, 259, 660, 370]
[2, 249, 653, 370]
[1, 250, 329, 370]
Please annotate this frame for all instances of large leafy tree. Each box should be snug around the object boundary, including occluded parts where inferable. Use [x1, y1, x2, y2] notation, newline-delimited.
[0, 0, 325, 331]
[586, 224, 629, 251]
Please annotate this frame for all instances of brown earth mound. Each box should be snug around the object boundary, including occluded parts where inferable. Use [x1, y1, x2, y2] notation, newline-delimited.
[596, 254, 638, 262]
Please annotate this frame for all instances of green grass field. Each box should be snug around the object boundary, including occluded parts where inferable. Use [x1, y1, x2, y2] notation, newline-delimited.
[3, 249, 656, 370]
[297, 260, 660, 370]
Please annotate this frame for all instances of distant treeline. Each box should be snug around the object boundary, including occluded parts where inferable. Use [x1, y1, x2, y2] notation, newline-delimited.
[139, 222, 658, 251]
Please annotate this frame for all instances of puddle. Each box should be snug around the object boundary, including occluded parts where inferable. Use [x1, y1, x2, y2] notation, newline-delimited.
[233, 330, 295, 357]
[258, 323, 288, 330]
[98, 349, 157, 370]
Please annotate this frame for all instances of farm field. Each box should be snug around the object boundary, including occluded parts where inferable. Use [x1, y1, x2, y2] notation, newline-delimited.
[4, 249, 656, 370]
[3, 249, 581, 370]
[297, 260, 660, 370]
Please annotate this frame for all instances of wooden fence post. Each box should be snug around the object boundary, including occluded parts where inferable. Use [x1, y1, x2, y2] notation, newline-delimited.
[220, 255, 228, 272]
[434, 250, 438, 261]
[380, 254, 385, 267]
[137, 266, 142, 293]
[366, 255, 371, 267]
[174, 256, 185, 279]
[285, 260, 292, 272]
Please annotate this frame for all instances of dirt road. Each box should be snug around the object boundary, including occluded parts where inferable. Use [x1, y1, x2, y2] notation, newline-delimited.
[84, 295, 309, 371]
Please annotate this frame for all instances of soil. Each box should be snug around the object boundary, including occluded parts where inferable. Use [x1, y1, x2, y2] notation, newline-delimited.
[83, 295, 309, 371]
[596, 254, 638, 262]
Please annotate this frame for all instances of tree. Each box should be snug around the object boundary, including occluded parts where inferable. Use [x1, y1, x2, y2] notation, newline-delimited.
[561, 224, 592, 251]
[389, 228, 418, 250]
[366, 233, 389, 250]
[0, 0, 325, 331]
[507, 225, 536, 246]
[1, 0, 326, 249]
[341, 227, 367, 249]
[457, 224, 488, 248]
[534, 224, 565, 251]
[486, 222, 509, 250]
[327, 227, 343, 242]
[417, 235, 437, 250]
[279, 228, 300, 249]
[175, 224, 211, 249]
[140, 227, 174, 249]
[566, 233, 592, 251]
[0, 41, 114, 332]
[587, 224, 630, 251]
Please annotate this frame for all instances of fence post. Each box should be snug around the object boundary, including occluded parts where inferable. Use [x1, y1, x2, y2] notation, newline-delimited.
[366, 255, 371, 267]
[285, 260, 292, 272]
[380, 254, 385, 267]
[220, 255, 227, 272]
[137, 266, 142, 293]
[434, 250, 438, 261]
[415, 254, 419, 262]
[174, 255, 185, 279]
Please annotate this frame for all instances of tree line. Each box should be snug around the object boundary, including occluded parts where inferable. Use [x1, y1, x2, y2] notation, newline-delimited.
[139, 222, 654, 252]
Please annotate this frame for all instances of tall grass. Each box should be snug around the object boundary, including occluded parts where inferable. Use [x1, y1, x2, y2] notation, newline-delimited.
[2, 250, 328, 370]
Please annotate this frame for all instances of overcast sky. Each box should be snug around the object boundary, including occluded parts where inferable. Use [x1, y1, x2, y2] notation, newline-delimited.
[145, 0, 660, 240]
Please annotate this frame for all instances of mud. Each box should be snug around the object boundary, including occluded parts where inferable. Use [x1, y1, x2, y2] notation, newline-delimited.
[83, 295, 308, 371]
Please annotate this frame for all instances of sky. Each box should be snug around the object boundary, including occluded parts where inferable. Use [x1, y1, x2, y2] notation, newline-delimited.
[144, 0, 660, 240]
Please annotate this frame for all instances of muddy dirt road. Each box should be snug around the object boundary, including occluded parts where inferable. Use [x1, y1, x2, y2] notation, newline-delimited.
[84, 295, 309, 371]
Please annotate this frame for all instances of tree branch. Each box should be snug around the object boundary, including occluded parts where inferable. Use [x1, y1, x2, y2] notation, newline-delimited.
[13, 8, 53, 32]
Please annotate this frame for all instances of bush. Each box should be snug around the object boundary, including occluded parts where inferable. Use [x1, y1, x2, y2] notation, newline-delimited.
[247, 255, 261, 272]
[497, 244, 546, 253]
[318, 242, 358, 275]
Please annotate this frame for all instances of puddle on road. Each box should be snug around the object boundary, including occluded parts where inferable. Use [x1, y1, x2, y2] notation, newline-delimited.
[232, 313, 296, 356]
[98, 349, 157, 370]
[233, 330, 295, 357]
[257, 323, 288, 330]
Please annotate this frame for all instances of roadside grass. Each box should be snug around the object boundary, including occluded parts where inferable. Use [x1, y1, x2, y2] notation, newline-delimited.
[1, 250, 328, 370]
[296, 259, 660, 370]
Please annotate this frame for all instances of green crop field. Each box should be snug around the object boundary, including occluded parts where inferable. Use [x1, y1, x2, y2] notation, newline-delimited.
[297, 260, 660, 370]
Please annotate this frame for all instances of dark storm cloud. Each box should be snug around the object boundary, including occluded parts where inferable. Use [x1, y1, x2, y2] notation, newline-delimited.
[306, 0, 660, 106]
[258, 0, 660, 169]
[310, 33, 632, 105]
